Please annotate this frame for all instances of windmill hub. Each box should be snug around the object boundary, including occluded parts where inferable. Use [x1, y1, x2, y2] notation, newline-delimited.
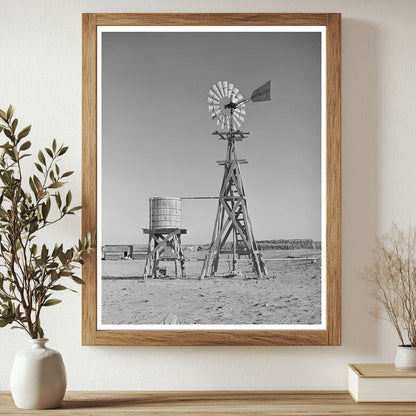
[223, 100, 238, 110]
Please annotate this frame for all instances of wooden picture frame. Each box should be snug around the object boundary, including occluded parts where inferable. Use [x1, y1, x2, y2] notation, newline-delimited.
[82, 13, 341, 346]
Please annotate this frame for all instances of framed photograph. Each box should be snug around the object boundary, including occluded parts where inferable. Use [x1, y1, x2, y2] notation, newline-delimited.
[82, 13, 341, 346]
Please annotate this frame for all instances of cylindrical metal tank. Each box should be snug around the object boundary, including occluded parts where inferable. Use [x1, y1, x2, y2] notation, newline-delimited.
[149, 197, 181, 230]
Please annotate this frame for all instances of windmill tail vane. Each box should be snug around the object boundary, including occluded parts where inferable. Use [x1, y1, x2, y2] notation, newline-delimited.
[250, 80, 271, 102]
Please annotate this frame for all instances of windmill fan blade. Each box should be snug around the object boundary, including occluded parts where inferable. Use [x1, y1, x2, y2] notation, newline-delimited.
[251, 80, 271, 102]
[217, 81, 225, 97]
[209, 104, 220, 111]
[227, 83, 234, 98]
[209, 105, 220, 114]
[234, 107, 246, 116]
[230, 86, 239, 102]
[208, 89, 221, 102]
[208, 97, 220, 106]
[235, 93, 244, 103]
[208, 89, 217, 98]
[212, 83, 222, 99]
[221, 81, 229, 97]
[233, 117, 241, 128]
[234, 111, 245, 122]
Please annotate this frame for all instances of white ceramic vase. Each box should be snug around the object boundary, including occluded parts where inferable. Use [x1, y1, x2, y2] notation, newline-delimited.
[394, 345, 416, 371]
[10, 339, 67, 409]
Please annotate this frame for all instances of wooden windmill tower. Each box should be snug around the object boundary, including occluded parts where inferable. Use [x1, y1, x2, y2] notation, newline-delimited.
[200, 81, 271, 280]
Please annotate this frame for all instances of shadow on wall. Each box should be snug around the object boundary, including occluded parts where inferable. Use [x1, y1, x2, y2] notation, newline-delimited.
[341, 19, 381, 355]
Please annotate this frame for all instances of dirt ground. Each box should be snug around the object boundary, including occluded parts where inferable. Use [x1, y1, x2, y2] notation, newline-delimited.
[101, 249, 322, 325]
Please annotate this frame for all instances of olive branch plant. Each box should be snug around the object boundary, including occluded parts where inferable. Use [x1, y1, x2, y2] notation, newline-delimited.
[0, 105, 93, 339]
[363, 223, 416, 347]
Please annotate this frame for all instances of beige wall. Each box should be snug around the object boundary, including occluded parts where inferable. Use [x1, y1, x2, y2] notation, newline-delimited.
[1, 0, 415, 390]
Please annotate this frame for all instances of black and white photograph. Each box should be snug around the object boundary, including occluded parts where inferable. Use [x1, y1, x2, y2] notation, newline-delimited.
[98, 27, 325, 329]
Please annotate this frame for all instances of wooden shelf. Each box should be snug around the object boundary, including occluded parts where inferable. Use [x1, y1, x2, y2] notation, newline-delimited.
[1, 391, 416, 415]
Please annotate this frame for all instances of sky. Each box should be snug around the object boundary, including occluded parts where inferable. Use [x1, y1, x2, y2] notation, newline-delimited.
[101, 30, 322, 245]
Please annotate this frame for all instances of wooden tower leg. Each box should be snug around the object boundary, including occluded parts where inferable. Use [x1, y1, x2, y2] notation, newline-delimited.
[178, 235, 186, 278]
[143, 232, 153, 280]
[153, 249, 159, 278]
[174, 259, 178, 278]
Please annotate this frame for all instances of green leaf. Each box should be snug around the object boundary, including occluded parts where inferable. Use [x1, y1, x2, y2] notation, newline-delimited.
[38, 325, 44, 339]
[34, 162, 43, 173]
[58, 250, 67, 264]
[69, 206, 82, 213]
[41, 244, 48, 262]
[18, 125, 31, 140]
[52, 139, 57, 152]
[0, 317, 13, 327]
[43, 299, 62, 307]
[38, 150, 46, 165]
[65, 191, 72, 207]
[4, 129, 12, 140]
[0, 109, 7, 121]
[6, 105, 14, 121]
[55, 192, 62, 208]
[45, 148, 53, 158]
[33, 175, 42, 192]
[58, 146, 68, 156]
[61, 171, 74, 178]
[48, 182, 64, 189]
[50, 284, 68, 291]
[19, 140, 31, 151]
[29, 177, 37, 196]
[51, 244, 59, 258]
[41, 202, 50, 220]
[11, 119, 18, 133]
[31, 244, 38, 256]
[71, 276, 85, 285]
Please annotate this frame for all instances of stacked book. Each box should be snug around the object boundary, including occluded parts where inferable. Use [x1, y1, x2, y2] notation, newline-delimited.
[348, 364, 416, 402]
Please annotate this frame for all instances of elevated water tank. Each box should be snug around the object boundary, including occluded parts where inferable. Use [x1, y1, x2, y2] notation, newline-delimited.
[149, 197, 181, 230]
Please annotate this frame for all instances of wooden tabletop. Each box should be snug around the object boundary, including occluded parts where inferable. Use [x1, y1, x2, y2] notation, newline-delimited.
[1, 391, 416, 415]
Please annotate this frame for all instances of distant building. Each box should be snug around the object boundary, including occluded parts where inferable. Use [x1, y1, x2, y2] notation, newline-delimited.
[102, 245, 133, 260]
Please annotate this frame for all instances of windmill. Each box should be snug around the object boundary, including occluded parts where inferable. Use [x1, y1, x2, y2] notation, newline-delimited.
[200, 80, 271, 279]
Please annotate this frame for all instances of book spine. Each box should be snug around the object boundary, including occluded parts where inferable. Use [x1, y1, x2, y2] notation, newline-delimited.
[347, 366, 359, 402]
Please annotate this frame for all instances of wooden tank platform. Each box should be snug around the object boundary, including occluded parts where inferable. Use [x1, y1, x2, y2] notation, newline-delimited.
[142, 228, 187, 279]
